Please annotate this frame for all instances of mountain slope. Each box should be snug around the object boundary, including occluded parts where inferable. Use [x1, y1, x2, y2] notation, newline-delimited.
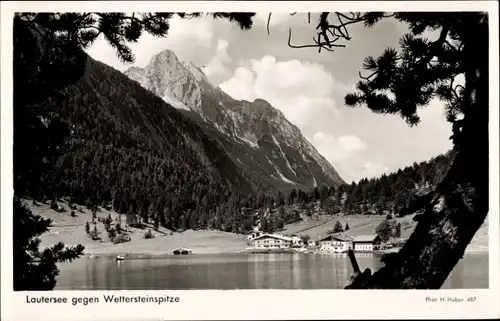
[30, 54, 260, 229]
[124, 50, 345, 193]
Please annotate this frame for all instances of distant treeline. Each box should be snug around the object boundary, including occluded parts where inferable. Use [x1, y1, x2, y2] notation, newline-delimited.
[249, 150, 454, 234]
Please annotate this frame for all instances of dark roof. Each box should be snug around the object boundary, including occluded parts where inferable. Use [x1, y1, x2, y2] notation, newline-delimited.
[251, 234, 292, 242]
[319, 234, 352, 242]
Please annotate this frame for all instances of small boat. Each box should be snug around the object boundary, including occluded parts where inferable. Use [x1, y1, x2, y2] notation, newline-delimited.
[116, 254, 125, 261]
[173, 248, 192, 255]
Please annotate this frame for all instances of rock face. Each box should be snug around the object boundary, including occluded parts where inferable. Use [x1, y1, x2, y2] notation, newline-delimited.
[125, 49, 345, 193]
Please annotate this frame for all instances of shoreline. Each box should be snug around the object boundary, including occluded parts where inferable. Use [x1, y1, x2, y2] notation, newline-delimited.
[72, 244, 488, 258]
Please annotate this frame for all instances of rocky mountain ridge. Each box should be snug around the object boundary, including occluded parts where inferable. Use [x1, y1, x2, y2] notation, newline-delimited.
[125, 49, 345, 192]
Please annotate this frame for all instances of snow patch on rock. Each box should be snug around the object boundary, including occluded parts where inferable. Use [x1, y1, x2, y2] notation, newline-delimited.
[266, 156, 296, 185]
[275, 166, 295, 184]
[271, 134, 297, 177]
[238, 133, 259, 148]
[162, 95, 191, 111]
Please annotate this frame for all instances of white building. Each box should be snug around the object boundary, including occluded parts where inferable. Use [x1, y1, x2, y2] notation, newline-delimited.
[353, 235, 382, 252]
[307, 239, 319, 248]
[250, 234, 292, 249]
[289, 235, 304, 247]
[247, 231, 262, 240]
[318, 234, 353, 253]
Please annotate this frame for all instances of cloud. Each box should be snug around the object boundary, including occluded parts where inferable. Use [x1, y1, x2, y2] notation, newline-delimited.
[203, 39, 233, 82]
[312, 132, 326, 141]
[254, 12, 296, 28]
[311, 132, 367, 163]
[338, 161, 390, 183]
[338, 135, 368, 152]
[86, 15, 215, 71]
[360, 161, 390, 179]
[218, 67, 256, 100]
[165, 15, 214, 48]
[219, 55, 347, 126]
[309, 132, 387, 182]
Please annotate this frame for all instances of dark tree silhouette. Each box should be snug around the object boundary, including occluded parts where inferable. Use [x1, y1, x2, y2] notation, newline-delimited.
[271, 12, 489, 289]
[13, 198, 84, 290]
[375, 220, 393, 243]
[333, 220, 344, 233]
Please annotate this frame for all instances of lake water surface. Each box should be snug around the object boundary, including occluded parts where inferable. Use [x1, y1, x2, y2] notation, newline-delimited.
[55, 252, 488, 290]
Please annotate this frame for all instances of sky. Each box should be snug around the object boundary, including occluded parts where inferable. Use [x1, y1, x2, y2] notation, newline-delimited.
[86, 13, 453, 183]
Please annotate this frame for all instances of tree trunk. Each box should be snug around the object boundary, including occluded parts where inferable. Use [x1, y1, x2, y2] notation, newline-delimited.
[346, 18, 489, 289]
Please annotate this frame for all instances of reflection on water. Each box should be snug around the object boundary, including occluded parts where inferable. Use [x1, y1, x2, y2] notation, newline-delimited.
[55, 252, 488, 290]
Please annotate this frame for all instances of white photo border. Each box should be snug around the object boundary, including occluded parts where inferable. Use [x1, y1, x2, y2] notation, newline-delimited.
[1, 1, 499, 320]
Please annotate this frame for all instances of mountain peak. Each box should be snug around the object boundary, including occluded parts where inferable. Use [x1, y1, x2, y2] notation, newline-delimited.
[124, 49, 204, 113]
[124, 49, 345, 189]
[150, 49, 179, 64]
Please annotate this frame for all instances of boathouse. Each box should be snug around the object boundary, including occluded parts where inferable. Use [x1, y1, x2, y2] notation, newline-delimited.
[352, 235, 382, 252]
[318, 234, 353, 253]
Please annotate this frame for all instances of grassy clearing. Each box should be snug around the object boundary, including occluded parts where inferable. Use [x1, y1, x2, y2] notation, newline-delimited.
[27, 199, 248, 255]
[281, 212, 488, 252]
[26, 198, 487, 255]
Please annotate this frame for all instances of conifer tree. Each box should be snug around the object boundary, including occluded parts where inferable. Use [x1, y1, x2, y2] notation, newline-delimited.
[276, 12, 489, 289]
[154, 216, 160, 231]
[318, 185, 329, 207]
[13, 198, 84, 290]
[90, 225, 100, 240]
[260, 217, 268, 233]
[395, 222, 402, 238]
[333, 220, 344, 233]
[292, 209, 301, 222]
[375, 220, 392, 243]
[335, 187, 343, 206]
[286, 189, 297, 205]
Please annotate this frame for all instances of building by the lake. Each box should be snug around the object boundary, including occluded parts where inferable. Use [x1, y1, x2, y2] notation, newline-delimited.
[289, 234, 304, 247]
[246, 231, 384, 253]
[307, 239, 319, 248]
[352, 235, 382, 252]
[249, 234, 292, 249]
[247, 231, 263, 240]
[318, 234, 353, 253]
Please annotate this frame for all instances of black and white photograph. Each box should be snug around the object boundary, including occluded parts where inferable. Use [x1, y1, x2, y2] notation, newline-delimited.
[1, 1, 499, 319]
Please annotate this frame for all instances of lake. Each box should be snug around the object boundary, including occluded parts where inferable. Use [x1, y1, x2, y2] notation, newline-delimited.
[55, 252, 488, 290]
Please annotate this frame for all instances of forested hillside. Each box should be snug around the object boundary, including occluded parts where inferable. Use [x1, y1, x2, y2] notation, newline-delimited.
[236, 151, 455, 234]
[19, 55, 257, 231]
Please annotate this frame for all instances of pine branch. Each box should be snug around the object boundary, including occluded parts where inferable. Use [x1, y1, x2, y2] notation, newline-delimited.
[267, 13, 272, 35]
